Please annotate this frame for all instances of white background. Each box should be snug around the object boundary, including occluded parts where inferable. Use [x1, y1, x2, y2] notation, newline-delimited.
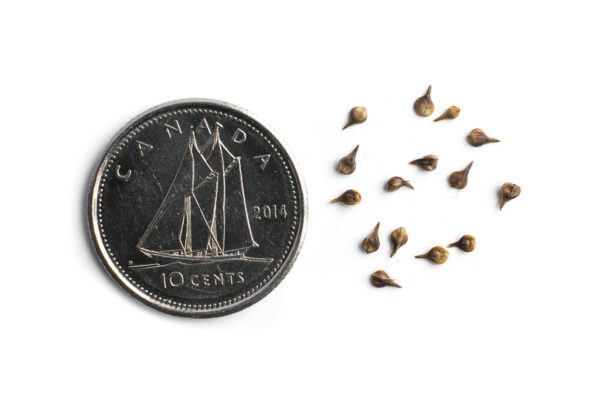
[1, 1, 599, 399]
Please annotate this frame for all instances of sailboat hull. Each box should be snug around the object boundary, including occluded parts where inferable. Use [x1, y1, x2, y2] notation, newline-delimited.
[142, 249, 270, 265]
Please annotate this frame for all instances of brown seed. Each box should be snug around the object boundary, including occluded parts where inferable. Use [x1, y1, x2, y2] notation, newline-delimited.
[330, 189, 361, 205]
[343, 106, 368, 130]
[447, 235, 476, 252]
[467, 129, 500, 147]
[413, 85, 435, 117]
[499, 182, 521, 210]
[390, 227, 408, 257]
[415, 246, 449, 264]
[370, 270, 402, 288]
[337, 145, 359, 175]
[434, 105, 461, 122]
[362, 222, 380, 254]
[385, 176, 414, 191]
[409, 154, 438, 171]
[448, 161, 473, 189]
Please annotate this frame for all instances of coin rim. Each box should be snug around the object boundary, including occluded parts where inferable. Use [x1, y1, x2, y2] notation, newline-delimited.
[87, 99, 308, 318]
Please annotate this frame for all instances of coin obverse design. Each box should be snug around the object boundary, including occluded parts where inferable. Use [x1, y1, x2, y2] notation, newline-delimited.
[88, 99, 307, 317]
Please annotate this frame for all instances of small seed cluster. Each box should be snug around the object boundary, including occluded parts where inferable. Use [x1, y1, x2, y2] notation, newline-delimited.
[332, 89, 521, 288]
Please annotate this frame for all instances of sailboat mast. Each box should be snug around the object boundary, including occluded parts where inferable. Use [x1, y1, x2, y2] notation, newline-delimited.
[183, 196, 192, 254]
[217, 135, 227, 251]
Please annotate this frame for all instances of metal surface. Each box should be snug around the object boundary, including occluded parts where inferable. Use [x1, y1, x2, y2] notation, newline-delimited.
[87, 99, 307, 317]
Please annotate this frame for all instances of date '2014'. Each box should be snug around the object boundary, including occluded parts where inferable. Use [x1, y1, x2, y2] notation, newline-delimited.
[252, 204, 288, 219]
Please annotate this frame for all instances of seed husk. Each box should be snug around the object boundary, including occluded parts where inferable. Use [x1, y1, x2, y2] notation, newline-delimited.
[434, 106, 461, 122]
[337, 145, 359, 175]
[390, 227, 408, 257]
[413, 85, 434, 117]
[447, 235, 476, 252]
[330, 189, 361, 205]
[370, 270, 402, 288]
[448, 161, 473, 189]
[499, 182, 521, 210]
[415, 246, 449, 264]
[385, 176, 414, 191]
[467, 128, 500, 147]
[409, 154, 438, 171]
[361, 222, 380, 254]
[343, 106, 368, 130]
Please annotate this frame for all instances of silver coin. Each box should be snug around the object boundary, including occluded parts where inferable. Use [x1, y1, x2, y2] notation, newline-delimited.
[87, 99, 307, 317]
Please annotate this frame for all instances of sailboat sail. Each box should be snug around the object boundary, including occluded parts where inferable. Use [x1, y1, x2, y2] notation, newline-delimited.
[224, 158, 257, 251]
[182, 196, 192, 254]
[137, 126, 258, 262]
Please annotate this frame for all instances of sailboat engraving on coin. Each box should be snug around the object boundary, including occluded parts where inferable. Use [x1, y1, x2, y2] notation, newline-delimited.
[88, 99, 306, 318]
[135, 123, 271, 266]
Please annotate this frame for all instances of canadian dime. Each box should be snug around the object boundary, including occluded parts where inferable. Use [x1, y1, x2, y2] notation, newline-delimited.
[88, 99, 307, 317]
